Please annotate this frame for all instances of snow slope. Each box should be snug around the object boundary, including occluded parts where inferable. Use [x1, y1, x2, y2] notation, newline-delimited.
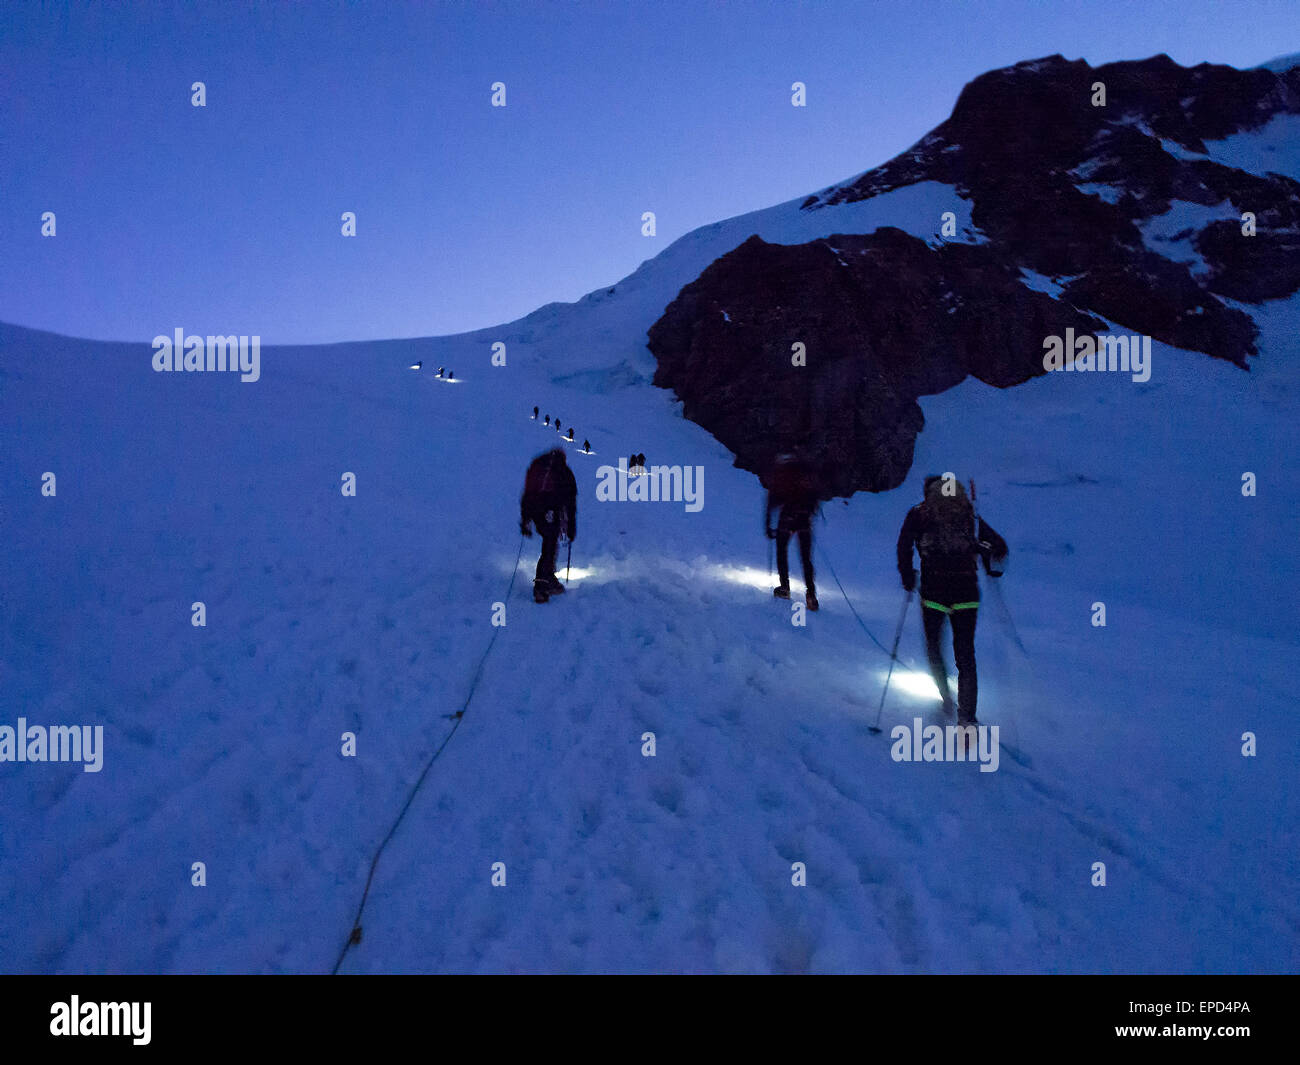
[1, 287, 1296, 971]
[432, 179, 979, 387]
[1203, 113, 1300, 182]
[1255, 52, 1300, 74]
[4, 55, 1300, 972]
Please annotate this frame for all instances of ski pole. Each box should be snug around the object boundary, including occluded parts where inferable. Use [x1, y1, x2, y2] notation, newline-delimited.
[869, 589, 913, 734]
[970, 478, 1023, 652]
[565, 539, 572, 584]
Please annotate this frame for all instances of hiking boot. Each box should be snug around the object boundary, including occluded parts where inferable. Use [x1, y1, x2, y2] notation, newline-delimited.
[954, 722, 979, 754]
[773, 585, 791, 600]
[806, 590, 818, 611]
[533, 580, 550, 603]
[957, 710, 979, 727]
[546, 576, 566, 594]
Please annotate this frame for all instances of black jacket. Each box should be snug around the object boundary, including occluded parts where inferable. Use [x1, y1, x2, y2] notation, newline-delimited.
[521, 456, 577, 537]
[765, 458, 818, 533]
[897, 504, 1007, 605]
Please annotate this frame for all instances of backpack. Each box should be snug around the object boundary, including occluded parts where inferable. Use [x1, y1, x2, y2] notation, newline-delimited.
[524, 452, 571, 523]
[525, 455, 556, 498]
[917, 479, 977, 562]
[768, 457, 814, 506]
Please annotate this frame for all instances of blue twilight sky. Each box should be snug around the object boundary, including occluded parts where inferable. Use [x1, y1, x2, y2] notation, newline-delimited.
[1, 0, 1296, 344]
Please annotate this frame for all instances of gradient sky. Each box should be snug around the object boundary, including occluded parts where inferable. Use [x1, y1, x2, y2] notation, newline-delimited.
[2, 0, 1297, 344]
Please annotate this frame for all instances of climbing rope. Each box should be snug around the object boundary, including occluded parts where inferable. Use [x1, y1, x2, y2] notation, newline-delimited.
[820, 541, 1031, 757]
[817, 543, 920, 669]
[331, 534, 527, 974]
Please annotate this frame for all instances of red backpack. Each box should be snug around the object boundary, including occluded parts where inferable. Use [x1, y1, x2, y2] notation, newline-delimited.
[768, 457, 814, 505]
[523, 452, 567, 517]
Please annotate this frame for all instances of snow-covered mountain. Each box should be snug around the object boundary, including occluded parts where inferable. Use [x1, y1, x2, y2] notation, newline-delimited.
[1, 53, 1297, 974]
[650, 54, 1300, 493]
[1256, 52, 1300, 73]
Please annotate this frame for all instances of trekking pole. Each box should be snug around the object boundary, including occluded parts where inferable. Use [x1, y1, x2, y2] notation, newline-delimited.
[970, 478, 1025, 654]
[565, 538, 572, 584]
[869, 589, 913, 734]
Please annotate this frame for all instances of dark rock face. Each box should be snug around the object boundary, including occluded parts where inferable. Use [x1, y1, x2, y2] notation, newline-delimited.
[649, 229, 1108, 496]
[649, 54, 1300, 495]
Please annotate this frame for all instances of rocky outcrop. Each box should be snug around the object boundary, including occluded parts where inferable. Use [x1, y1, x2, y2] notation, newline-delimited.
[649, 228, 1109, 495]
[648, 54, 1300, 495]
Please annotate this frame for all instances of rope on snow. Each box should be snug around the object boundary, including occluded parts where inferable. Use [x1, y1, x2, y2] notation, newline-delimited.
[331, 534, 527, 974]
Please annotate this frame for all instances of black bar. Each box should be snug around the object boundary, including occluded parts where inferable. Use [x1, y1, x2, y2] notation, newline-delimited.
[0, 975, 1290, 1053]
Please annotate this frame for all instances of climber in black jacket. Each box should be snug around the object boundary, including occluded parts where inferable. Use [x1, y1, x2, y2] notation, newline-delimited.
[520, 448, 578, 603]
[897, 475, 1007, 725]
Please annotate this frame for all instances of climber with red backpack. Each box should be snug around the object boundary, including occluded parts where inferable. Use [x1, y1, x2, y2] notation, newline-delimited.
[764, 452, 820, 611]
[896, 474, 1008, 726]
[520, 448, 578, 603]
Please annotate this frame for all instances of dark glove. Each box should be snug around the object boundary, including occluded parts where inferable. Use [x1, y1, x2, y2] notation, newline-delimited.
[978, 541, 1005, 577]
[520, 520, 532, 538]
[566, 521, 576, 542]
[901, 568, 916, 593]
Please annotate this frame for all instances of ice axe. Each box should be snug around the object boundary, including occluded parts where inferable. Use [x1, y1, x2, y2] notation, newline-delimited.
[869, 589, 913, 734]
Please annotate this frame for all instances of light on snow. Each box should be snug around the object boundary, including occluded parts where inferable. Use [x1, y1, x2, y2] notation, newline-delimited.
[706, 564, 804, 593]
[886, 670, 945, 701]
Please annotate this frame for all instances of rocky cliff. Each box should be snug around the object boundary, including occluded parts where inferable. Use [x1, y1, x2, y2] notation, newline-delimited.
[647, 54, 1300, 494]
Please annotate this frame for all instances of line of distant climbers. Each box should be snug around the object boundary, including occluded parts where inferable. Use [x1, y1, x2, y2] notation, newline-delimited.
[532, 405, 615, 460]
[530, 405, 647, 473]
[412, 361, 631, 466]
[408, 361, 455, 381]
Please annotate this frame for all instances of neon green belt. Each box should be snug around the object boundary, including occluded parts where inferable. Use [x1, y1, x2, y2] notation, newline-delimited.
[922, 599, 980, 613]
